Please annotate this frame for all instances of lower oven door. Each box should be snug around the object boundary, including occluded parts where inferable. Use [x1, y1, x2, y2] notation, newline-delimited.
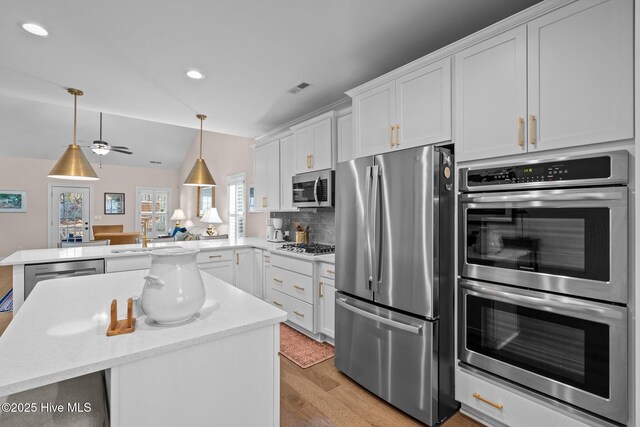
[335, 294, 438, 425]
[459, 279, 627, 424]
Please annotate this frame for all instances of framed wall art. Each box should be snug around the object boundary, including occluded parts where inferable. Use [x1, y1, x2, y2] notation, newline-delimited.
[105, 192, 125, 215]
[0, 190, 27, 213]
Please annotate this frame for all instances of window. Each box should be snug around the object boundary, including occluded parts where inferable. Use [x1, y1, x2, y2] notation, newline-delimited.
[227, 173, 246, 238]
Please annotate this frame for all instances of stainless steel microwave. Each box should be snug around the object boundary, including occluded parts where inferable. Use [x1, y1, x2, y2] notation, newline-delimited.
[292, 169, 334, 208]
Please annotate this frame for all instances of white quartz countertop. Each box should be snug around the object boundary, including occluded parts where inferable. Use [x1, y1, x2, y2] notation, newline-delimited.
[0, 237, 335, 265]
[0, 270, 287, 397]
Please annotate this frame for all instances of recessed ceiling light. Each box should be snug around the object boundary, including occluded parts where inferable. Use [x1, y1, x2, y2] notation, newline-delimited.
[21, 23, 48, 37]
[186, 70, 204, 80]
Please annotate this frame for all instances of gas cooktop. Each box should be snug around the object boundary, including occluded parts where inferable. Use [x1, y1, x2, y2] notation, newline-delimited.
[279, 243, 335, 256]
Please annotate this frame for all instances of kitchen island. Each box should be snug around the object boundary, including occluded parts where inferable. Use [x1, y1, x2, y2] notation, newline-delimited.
[0, 269, 287, 426]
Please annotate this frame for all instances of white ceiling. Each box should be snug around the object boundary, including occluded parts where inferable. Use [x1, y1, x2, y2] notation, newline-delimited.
[0, 0, 541, 165]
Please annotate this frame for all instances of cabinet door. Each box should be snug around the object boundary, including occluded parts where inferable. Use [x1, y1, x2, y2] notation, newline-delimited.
[199, 261, 234, 286]
[265, 141, 280, 211]
[252, 249, 264, 299]
[337, 114, 353, 163]
[320, 279, 335, 339]
[527, 0, 633, 152]
[454, 26, 528, 161]
[396, 57, 451, 149]
[309, 118, 332, 171]
[234, 249, 253, 295]
[279, 135, 297, 211]
[294, 127, 311, 174]
[254, 145, 269, 211]
[353, 81, 396, 158]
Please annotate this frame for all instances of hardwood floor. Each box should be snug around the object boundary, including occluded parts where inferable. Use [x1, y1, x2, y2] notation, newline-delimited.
[0, 265, 12, 336]
[281, 356, 484, 427]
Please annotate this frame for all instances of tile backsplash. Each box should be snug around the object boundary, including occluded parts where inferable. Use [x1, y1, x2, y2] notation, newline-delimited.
[270, 209, 335, 244]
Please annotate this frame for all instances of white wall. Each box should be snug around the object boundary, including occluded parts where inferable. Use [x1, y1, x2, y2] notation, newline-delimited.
[179, 130, 268, 237]
[0, 156, 179, 257]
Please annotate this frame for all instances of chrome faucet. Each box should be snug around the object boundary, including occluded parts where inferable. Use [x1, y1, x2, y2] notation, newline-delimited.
[141, 217, 151, 248]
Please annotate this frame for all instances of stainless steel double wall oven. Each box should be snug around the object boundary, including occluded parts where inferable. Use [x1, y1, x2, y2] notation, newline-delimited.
[458, 152, 629, 424]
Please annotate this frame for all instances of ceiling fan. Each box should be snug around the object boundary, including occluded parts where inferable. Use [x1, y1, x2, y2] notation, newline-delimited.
[86, 113, 133, 156]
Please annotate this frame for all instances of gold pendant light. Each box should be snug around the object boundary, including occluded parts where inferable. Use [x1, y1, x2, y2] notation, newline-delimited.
[184, 114, 216, 187]
[48, 88, 99, 180]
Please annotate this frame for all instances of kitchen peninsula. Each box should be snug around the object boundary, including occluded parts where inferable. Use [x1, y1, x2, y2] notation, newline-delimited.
[0, 269, 286, 426]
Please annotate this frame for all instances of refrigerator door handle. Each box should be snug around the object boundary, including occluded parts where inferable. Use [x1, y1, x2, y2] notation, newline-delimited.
[336, 298, 423, 335]
[370, 165, 381, 289]
[365, 166, 374, 288]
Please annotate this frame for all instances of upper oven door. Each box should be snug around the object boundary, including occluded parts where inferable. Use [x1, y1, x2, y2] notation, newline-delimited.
[459, 279, 627, 424]
[459, 186, 627, 303]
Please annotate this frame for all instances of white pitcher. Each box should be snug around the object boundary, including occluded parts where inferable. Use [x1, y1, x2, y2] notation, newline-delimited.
[141, 248, 205, 324]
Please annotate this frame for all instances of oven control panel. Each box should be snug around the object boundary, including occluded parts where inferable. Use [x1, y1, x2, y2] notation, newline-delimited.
[466, 156, 612, 187]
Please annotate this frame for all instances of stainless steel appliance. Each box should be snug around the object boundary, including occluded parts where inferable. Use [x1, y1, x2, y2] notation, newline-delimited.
[292, 169, 334, 208]
[279, 243, 335, 255]
[335, 146, 457, 425]
[458, 151, 629, 424]
[459, 151, 628, 303]
[24, 259, 105, 299]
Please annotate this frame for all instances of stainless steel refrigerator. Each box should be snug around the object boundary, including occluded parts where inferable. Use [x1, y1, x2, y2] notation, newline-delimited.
[335, 145, 457, 425]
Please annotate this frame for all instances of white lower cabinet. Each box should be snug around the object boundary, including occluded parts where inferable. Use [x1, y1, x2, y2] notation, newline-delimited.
[456, 368, 594, 427]
[197, 250, 235, 286]
[234, 248, 253, 295]
[252, 249, 264, 299]
[319, 276, 335, 340]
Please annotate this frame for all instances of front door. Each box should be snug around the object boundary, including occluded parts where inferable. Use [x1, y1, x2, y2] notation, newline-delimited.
[50, 186, 91, 247]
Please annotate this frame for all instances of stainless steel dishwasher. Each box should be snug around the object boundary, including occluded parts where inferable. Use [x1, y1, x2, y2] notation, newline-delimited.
[24, 259, 105, 299]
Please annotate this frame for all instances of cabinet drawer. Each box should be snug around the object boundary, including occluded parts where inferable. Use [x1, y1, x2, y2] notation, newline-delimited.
[196, 249, 234, 264]
[106, 256, 151, 273]
[266, 266, 313, 304]
[456, 368, 592, 427]
[319, 262, 335, 279]
[266, 288, 314, 332]
[269, 253, 313, 276]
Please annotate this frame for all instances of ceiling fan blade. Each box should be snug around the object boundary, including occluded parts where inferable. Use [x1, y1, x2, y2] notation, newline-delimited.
[111, 148, 133, 155]
[110, 145, 130, 150]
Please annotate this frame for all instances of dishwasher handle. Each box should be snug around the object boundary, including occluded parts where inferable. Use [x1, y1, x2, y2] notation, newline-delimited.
[336, 298, 422, 335]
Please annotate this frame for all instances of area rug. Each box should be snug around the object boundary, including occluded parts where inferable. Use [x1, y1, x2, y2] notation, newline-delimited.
[0, 289, 12, 313]
[279, 323, 334, 368]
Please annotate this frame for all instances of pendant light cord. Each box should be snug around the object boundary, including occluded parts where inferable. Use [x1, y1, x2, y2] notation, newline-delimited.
[199, 117, 203, 159]
[73, 92, 77, 147]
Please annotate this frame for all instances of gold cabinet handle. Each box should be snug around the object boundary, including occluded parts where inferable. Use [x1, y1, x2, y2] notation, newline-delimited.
[395, 124, 400, 145]
[517, 117, 524, 146]
[262, 197, 267, 208]
[319, 281, 324, 298]
[209, 255, 222, 259]
[293, 310, 304, 317]
[264, 255, 271, 260]
[293, 284, 305, 291]
[473, 393, 503, 410]
[272, 278, 283, 283]
[389, 125, 395, 147]
[309, 154, 313, 169]
[529, 114, 536, 145]
[326, 269, 335, 274]
[236, 253, 239, 265]
[272, 301, 283, 307]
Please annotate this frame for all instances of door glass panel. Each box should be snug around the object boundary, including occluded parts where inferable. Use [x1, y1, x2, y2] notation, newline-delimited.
[466, 207, 609, 280]
[466, 294, 610, 397]
[154, 191, 168, 233]
[58, 192, 85, 242]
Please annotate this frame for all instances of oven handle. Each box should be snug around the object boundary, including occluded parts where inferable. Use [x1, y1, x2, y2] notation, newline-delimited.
[460, 280, 626, 321]
[336, 298, 422, 334]
[461, 190, 623, 204]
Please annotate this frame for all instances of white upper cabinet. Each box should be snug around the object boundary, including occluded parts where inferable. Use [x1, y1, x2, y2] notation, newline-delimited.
[279, 134, 297, 211]
[454, 26, 528, 162]
[351, 57, 452, 159]
[396, 59, 452, 149]
[527, 0, 633, 152]
[293, 111, 336, 174]
[254, 140, 280, 211]
[337, 112, 353, 163]
[456, 0, 633, 161]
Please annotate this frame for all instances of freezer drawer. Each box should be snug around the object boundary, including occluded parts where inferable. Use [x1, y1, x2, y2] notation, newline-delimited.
[335, 294, 438, 425]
